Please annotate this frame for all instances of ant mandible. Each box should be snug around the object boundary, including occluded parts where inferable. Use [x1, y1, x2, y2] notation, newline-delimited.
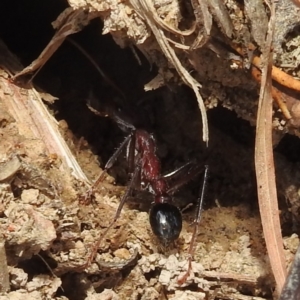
[85, 98, 209, 283]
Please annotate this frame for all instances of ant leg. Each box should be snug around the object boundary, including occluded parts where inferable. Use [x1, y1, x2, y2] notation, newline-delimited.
[127, 129, 136, 179]
[105, 131, 135, 171]
[85, 158, 141, 267]
[166, 163, 205, 195]
[178, 165, 209, 285]
[82, 132, 134, 203]
[162, 161, 195, 181]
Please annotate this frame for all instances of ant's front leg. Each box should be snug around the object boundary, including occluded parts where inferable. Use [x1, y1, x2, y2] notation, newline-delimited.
[85, 156, 142, 268]
[126, 129, 136, 179]
[81, 132, 134, 204]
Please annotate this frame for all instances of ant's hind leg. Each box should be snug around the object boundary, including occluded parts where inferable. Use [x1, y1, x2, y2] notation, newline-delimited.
[178, 165, 209, 285]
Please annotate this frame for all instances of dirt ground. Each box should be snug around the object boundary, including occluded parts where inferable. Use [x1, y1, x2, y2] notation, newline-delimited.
[0, 1, 300, 300]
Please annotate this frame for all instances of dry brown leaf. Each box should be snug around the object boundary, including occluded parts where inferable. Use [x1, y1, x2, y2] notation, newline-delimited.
[254, 0, 287, 294]
[13, 8, 95, 81]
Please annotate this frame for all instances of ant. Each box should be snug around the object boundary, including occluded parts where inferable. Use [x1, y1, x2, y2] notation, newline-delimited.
[66, 38, 209, 281]
[85, 97, 209, 283]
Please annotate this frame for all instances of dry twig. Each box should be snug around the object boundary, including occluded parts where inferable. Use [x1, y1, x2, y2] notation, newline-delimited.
[251, 67, 292, 120]
[232, 45, 300, 92]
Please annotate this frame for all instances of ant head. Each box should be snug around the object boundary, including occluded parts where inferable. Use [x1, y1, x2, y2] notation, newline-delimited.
[149, 203, 182, 246]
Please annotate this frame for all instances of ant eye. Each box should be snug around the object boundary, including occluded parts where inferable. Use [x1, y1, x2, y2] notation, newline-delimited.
[149, 203, 182, 246]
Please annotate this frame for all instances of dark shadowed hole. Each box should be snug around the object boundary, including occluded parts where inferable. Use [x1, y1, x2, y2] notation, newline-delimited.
[17, 251, 58, 281]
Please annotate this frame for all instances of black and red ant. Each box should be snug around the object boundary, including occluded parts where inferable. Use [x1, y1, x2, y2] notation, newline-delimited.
[67, 38, 209, 281]
[84, 97, 209, 282]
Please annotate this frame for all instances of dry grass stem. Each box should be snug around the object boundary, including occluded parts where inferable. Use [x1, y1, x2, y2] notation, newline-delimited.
[254, 0, 287, 294]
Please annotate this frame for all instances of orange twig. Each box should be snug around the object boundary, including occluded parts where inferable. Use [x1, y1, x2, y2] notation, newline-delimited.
[251, 67, 292, 120]
[272, 88, 292, 120]
[233, 45, 300, 92]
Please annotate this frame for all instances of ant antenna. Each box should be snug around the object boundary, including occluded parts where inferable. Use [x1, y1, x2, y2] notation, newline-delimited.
[67, 38, 126, 100]
[178, 165, 209, 285]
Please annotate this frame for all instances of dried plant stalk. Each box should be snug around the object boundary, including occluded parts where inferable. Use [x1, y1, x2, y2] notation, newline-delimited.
[254, 0, 286, 294]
